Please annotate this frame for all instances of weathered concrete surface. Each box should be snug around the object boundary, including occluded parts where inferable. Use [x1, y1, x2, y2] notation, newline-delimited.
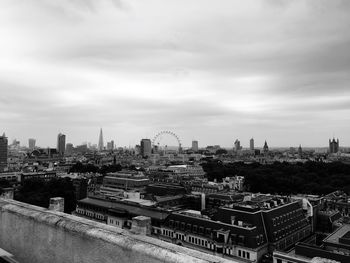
[0, 199, 237, 263]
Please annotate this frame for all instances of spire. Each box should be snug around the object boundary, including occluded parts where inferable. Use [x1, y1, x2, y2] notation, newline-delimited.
[263, 140, 269, 153]
[98, 128, 104, 151]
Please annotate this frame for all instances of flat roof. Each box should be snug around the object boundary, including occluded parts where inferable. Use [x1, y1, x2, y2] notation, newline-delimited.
[274, 250, 310, 263]
[78, 197, 170, 220]
[324, 224, 350, 247]
[120, 198, 156, 207]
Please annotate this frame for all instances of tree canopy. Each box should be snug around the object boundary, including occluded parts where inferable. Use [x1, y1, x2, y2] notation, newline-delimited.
[15, 177, 77, 213]
[201, 161, 350, 195]
[69, 162, 122, 174]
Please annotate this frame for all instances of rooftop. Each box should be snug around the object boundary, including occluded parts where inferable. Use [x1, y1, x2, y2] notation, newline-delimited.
[0, 198, 239, 263]
[324, 224, 350, 248]
[78, 197, 172, 220]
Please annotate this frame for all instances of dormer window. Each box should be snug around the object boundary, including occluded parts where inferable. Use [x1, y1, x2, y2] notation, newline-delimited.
[193, 225, 198, 233]
[199, 226, 204, 234]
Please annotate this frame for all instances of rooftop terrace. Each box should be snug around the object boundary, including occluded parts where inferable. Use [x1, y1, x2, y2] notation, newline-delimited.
[0, 198, 240, 263]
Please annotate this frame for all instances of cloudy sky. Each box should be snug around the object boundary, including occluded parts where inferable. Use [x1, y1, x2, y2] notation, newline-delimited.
[1, 0, 350, 148]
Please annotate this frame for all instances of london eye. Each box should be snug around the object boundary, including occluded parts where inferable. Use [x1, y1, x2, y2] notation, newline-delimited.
[152, 131, 182, 153]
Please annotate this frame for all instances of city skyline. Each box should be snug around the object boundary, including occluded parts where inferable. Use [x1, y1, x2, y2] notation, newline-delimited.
[2, 130, 346, 150]
[1, 0, 350, 147]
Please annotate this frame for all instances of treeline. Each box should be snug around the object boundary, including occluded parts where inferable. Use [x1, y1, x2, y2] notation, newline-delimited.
[15, 178, 77, 213]
[201, 161, 350, 195]
[69, 162, 122, 174]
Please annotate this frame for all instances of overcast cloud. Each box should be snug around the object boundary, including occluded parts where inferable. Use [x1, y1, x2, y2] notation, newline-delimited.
[1, 0, 350, 148]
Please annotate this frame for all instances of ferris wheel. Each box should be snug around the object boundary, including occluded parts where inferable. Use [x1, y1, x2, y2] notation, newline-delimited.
[152, 131, 182, 152]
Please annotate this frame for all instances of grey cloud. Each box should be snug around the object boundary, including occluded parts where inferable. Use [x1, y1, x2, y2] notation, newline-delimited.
[1, 0, 350, 147]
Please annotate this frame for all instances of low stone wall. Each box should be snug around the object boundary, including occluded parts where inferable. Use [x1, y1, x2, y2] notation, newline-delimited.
[0, 198, 237, 263]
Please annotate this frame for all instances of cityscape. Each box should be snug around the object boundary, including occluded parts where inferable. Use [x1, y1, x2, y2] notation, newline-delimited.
[1, 1, 350, 263]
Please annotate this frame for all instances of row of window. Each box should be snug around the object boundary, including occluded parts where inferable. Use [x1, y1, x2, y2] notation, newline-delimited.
[76, 209, 105, 221]
[162, 228, 210, 248]
[276, 228, 310, 250]
[168, 220, 212, 236]
[273, 220, 308, 240]
[95, 213, 105, 220]
[77, 204, 106, 213]
[85, 211, 94, 217]
[167, 221, 255, 247]
[238, 249, 250, 260]
[161, 227, 255, 260]
[229, 234, 245, 245]
[163, 229, 173, 238]
[272, 209, 303, 226]
[109, 218, 121, 226]
[188, 236, 208, 247]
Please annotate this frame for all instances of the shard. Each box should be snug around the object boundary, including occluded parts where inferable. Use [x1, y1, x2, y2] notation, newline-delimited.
[98, 128, 104, 151]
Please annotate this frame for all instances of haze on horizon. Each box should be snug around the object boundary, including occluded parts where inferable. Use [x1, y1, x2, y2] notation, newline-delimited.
[1, 0, 350, 149]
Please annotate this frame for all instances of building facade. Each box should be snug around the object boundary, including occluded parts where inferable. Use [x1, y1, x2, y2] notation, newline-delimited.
[57, 133, 66, 155]
[140, 139, 152, 158]
[65, 143, 73, 155]
[0, 133, 8, 172]
[234, 140, 242, 152]
[192, 140, 199, 152]
[158, 197, 311, 262]
[107, 140, 114, 151]
[250, 138, 254, 151]
[98, 128, 104, 151]
[28, 138, 36, 151]
[263, 141, 269, 154]
[329, 138, 339, 154]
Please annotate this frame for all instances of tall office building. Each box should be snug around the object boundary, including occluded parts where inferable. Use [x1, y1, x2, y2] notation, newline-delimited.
[28, 138, 36, 151]
[192, 140, 198, 152]
[140, 139, 152, 157]
[329, 138, 339, 154]
[66, 143, 74, 155]
[98, 128, 104, 151]
[250, 138, 254, 151]
[0, 133, 8, 172]
[107, 140, 114, 151]
[57, 133, 66, 155]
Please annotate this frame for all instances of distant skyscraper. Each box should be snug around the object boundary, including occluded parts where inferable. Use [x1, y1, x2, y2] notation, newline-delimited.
[28, 138, 36, 151]
[107, 140, 114, 151]
[0, 133, 8, 172]
[263, 140, 269, 154]
[234, 139, 242, 152]
[192, 140, 199, 152]
[329, 138, 339, 154]
[140, 139, 152, 157]
[250, 138, 254, 151]
[98, 128, 104, 151]
[57, 133, 66, 155]
[66, 143, 74, 155]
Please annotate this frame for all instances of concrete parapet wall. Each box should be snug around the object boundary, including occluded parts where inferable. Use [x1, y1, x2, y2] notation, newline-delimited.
[0, 198, 237, 263]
